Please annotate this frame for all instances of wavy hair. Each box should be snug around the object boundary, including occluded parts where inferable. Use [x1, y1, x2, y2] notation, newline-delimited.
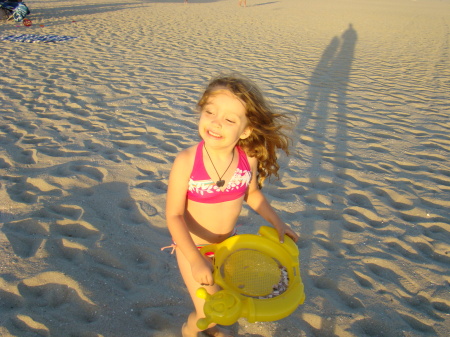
[197, 74, 291, 188]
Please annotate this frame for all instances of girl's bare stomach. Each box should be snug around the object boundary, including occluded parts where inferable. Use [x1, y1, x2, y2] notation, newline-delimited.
[185, 197, 245, 244]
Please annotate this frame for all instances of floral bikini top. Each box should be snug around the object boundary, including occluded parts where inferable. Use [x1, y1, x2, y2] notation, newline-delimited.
[187, 141, 252, 203]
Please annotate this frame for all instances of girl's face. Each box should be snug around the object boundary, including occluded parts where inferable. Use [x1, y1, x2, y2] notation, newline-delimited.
[198, 89, 252, 148]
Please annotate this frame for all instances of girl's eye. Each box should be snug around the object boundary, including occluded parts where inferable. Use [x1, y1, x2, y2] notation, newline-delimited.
[226, 119, 236, 124]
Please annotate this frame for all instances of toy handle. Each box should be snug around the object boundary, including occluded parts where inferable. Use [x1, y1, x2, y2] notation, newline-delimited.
[199, 243, 218, 258]
[196, 288, 243, 329]
[258, 226, 299, 257]
[196, 288, 214, 330]
[197, 317, 211, 331]
[258, 225, 287, 242]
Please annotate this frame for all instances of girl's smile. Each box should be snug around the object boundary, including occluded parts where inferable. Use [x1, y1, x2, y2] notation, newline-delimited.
[206, 130, 222, 139]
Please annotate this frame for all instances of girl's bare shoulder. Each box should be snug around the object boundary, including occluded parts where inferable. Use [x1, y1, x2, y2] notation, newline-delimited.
[168, 143, 199, 186]
[174, 143, 198, 166]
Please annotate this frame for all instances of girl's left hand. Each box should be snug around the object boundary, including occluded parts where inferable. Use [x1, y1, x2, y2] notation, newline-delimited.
[277, 223, 299, 243]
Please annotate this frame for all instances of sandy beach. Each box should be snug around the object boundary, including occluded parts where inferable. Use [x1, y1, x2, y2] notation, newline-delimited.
[1, 0, 450, 336]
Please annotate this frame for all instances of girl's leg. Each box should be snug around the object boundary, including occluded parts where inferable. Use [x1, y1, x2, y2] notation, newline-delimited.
[176, 249, 232, 337]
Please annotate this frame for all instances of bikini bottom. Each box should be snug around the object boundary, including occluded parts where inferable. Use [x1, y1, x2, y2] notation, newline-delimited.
[161, 228, 238, 256]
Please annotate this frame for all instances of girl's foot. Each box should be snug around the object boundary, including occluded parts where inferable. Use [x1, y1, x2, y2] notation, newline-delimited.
[182, 322, 198, 337]
[203, 325, 233, 337]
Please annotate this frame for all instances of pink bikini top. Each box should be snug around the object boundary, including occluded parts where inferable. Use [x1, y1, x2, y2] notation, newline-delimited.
[187, 141, 252, 203]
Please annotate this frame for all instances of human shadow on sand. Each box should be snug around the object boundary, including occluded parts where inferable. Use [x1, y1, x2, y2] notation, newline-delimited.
[272, 23, 358, 336]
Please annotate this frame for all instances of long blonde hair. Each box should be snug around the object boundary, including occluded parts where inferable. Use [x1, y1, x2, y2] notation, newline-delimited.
[197, 74, 291, 188]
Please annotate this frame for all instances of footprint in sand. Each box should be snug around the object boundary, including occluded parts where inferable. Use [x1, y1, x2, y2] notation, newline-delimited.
[6, 177, 64, 204]
[2, 207, 99, 262]
[20, 149, 38, 164]
[135, 181, 167, 195]
[347, 190, 374, 209]
[50, 219, 101, 262]
[2, 218, 49, 258]
[15, 271, 99, 323]
[312, 275, 364, 310]
[82, 139, 123, 162]
[0, 156, 13, 168]
[0, 123, 27, 142]
[79, 182, 160, 225]
[354, 317, 405, 337]
[54, 162, 108, 182]
[0, 278, 24, 311]
[0, 123, 46, 165]
[38, 145, 91, 158]
[46, 204, 84, 221]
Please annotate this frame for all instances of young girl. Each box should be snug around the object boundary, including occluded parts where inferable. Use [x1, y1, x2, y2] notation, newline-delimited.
[165, 74, 299, 337]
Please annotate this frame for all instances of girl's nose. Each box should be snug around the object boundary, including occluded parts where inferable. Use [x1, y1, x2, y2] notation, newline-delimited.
[211, 116, 222, 127]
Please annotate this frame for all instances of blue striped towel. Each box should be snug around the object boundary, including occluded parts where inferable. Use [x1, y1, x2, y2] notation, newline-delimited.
[0, 34, 78, 43]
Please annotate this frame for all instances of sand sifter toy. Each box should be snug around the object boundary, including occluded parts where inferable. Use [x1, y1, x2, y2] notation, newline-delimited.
[196, 226, 305, 329]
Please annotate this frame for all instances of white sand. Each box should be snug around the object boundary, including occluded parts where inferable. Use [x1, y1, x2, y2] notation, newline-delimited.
[1, 0, 449, 336]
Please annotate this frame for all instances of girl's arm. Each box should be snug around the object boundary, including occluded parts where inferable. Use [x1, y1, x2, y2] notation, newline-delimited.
[245, 157, 299, 243]
[165, 149, 215, 286]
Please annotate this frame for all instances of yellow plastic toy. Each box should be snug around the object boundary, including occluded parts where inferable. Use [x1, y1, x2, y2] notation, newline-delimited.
[196, 226, 305, 329]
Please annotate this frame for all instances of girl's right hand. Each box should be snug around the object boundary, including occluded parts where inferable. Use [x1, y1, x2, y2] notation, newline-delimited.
[191, 255, 214, 286]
